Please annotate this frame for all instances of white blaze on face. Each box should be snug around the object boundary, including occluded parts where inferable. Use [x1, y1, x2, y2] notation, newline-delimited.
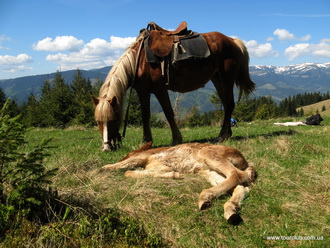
[103, 121, 110, 151]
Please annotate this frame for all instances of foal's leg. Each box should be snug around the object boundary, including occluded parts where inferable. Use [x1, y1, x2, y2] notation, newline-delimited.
[223, 185, 249, 225]
[125, 163, 181, 179]
[102, 157, 147, 171]
[197, 148, 250, 210]
[154, 89, 182, 145]
[200, 169, 226, 186]
[125, 169, 180, 179]
[198, 167, 248, 210]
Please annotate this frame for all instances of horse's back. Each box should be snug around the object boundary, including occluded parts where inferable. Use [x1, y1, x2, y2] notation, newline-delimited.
[201, 31, 242, 57]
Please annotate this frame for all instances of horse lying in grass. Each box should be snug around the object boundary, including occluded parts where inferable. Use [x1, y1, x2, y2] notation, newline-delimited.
[101, 142, 256, 225]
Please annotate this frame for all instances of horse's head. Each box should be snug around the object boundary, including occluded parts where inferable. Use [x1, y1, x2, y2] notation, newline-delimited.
[93, 96, 122, 151]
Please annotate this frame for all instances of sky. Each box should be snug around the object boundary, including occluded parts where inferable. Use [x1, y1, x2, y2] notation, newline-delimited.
[0, 0, 330, 79]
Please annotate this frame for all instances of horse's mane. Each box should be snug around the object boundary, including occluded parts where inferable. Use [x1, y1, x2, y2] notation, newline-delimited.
[95, 37, 142, 123]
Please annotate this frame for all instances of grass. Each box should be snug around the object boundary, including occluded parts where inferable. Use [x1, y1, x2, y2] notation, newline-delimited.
[5, 118, 330, 247]
[296, 99, 330, 117]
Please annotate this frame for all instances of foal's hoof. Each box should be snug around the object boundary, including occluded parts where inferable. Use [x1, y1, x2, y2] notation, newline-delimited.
[198, 201, 212, 211]
[198, 191, 215, 210]
[227, 214, 243, 225]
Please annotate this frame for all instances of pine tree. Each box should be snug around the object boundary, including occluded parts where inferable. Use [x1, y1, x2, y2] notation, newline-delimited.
[39, 71, 73, 127]
[126, 89, 142, 126]
[0, 100, 57, 234]
[71, 69, 94, 125]
[21, 93, 41, 127]
[0, 88, 6, 109]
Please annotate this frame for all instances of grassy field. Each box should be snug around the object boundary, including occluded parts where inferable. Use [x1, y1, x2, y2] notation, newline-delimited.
[8, 118, 330, 247]
[297, 99, 330, 117]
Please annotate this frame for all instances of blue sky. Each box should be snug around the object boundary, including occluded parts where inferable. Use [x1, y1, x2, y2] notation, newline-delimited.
[1, 0, 330, 79]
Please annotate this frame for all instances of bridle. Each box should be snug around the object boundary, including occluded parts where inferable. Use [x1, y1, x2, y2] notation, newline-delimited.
[122, 30, 148, 139]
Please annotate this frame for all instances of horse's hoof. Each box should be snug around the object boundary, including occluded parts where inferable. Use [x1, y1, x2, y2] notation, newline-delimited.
[216, 135, 231, 143]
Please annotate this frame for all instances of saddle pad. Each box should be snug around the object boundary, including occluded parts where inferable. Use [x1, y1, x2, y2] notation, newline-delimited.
[171, 34, 210, 61]
[145, 33, 210, 63]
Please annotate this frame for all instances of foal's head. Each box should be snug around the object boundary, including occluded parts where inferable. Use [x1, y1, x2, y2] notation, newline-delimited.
[93, 96, 121, 151]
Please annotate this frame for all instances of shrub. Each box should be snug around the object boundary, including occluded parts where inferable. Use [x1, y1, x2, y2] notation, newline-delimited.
[0, 99, 57, 238]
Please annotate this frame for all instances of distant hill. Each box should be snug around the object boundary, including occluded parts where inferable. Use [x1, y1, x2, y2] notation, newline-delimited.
[296, 99, 330, 117]
[0, 67, 111, 102]
[1, 62, 330, 112]
[250, 63, 330, 101]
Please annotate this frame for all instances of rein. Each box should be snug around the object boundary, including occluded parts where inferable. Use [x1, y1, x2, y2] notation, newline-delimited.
[122, 36, 146, 138]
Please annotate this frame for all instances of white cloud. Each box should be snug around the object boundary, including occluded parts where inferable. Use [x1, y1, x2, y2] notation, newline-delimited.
[33, 36, 84, 52]
[300, 34, 312, 41]
[284, 39, 330, 60]
[0, 35, 11, 50]
[244, 40, 278, 58]
[273, 29, 311, 42]
[274, 29, 295, 41]
[284, 43, 310, 60]
[266, 37, 274, 42]
[108, 36, 136, 49]
[43, 35, 136, 70]
[0, 54, 33, 72]
[311, 40, 330, 57]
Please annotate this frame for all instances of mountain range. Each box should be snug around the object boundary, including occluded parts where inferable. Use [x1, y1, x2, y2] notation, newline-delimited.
[1, 62, 329, 112]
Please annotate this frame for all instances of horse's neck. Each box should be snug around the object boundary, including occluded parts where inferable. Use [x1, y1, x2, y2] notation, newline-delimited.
[99, 44, 139, 123]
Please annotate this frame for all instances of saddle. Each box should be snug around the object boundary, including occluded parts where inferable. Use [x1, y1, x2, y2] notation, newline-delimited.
[147, 21, 191, 58]
[145, 22, 210, 60]
[147, 21, 188, 35]
[144, 22, 210, 84]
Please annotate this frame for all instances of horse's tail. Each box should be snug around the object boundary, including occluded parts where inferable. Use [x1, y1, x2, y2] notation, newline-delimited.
[233, 38, 256, 101]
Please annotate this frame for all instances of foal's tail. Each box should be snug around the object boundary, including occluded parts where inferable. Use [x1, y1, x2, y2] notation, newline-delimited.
[233, 38, 256, 100]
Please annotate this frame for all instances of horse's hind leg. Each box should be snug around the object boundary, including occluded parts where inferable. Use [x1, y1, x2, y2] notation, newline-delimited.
[223, 185, 249, 225]
[211, 71, 235, 142]
[154, 88, 182, 145]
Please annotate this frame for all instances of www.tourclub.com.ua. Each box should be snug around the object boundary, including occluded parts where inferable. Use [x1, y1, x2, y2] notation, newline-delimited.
[267, 236, 324, 241]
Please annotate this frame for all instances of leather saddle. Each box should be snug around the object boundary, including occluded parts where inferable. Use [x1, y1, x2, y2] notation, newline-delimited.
[145, 21, 210, 62]
[147, 21, 191, 58]
[143, 22, 211, 84]
[147, 21, 188, 35]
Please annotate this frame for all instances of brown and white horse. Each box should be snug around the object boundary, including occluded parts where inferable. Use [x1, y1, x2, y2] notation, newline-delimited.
[93, 24, 255, 151]
[101, 142, 256, 225]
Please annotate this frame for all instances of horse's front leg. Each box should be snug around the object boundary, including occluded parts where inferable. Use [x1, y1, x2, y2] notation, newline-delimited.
[154, 89, 182, 145]
[136, 90, 153, 143]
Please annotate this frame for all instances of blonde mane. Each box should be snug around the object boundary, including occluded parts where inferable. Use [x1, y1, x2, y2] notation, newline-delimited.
[95, 38, 141, 124]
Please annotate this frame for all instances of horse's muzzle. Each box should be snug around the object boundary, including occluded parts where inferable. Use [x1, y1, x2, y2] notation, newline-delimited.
[102, 133, 122, 152]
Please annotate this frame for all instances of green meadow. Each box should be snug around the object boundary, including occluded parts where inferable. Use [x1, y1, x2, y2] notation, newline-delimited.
[3, 118, 329, 247]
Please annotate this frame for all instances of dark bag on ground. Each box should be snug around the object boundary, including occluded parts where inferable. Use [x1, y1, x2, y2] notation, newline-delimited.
[305, 113, 323, 125]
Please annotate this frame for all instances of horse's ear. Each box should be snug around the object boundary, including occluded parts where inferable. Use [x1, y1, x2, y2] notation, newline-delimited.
[92, 97, 99, 106]
[110, 96, 117, 107]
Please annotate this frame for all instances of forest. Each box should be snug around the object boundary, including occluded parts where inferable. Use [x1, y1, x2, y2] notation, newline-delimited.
[1, 69, 329, 128]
